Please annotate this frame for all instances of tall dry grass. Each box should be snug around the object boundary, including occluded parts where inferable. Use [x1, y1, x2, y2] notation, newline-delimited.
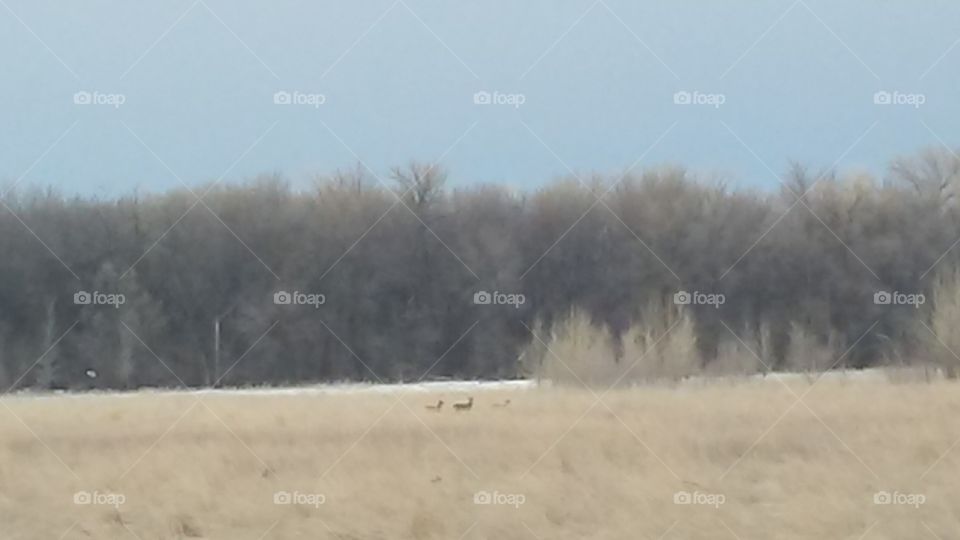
[1, 377, 959, 539]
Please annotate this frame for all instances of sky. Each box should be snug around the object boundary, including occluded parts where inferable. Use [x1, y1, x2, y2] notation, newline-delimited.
[1, 0, 959, 197]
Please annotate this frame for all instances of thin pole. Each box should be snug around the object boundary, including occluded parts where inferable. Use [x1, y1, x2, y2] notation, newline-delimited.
[214, 318, 220, 387]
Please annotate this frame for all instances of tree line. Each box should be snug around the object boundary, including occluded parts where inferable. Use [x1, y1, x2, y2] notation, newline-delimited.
[2, 148, 959, 391]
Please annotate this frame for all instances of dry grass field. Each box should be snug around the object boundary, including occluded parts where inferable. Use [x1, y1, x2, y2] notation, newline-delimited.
[1, 375, 959, 539]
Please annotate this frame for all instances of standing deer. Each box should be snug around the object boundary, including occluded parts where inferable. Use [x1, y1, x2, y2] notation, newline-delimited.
[425, 399, 444, 411]
[453, 397, 474, 411]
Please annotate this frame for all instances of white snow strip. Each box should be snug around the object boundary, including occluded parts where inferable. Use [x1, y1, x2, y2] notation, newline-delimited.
[4, 379, 537, 401]
[2, 368, 903, 402]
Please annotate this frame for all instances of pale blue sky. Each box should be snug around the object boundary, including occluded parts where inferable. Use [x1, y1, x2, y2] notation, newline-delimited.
[2, 0, 958, 196]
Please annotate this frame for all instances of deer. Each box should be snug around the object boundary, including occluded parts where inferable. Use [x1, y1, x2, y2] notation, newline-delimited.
[425, 399, 444, 411]
[492, 399, 511, 408]
[453, 397, 474, 411]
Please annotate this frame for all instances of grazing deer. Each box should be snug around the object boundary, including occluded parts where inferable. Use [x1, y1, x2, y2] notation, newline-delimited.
[453, 397, 474, 411]
[425, 399, 444, 411]
[492, 399, 511, 408]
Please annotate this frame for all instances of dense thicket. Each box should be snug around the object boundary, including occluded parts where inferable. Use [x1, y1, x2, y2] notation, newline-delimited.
[2, 148, 959, 390]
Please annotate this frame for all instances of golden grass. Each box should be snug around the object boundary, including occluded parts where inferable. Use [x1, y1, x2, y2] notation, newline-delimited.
[2, 376, 959, 539]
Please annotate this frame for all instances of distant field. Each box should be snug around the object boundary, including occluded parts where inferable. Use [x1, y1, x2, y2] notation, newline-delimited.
[2, 375, 959, 539]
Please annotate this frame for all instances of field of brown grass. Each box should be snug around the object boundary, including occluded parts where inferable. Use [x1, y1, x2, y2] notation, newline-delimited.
[1, 376, 959, 539]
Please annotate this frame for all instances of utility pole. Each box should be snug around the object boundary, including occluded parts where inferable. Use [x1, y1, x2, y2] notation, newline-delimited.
[212, 299, 240, 388]
[213, 317, 221, 387]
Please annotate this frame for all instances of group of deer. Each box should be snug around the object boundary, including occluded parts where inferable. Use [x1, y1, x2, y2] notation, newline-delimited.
[425, 397, 511, 412]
